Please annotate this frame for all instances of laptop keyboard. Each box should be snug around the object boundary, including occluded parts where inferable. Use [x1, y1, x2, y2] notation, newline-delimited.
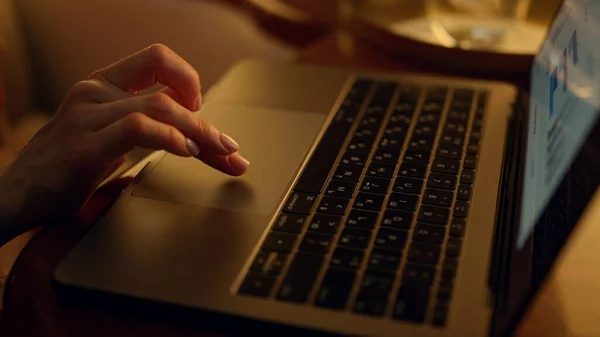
[238, 78, 487, 327]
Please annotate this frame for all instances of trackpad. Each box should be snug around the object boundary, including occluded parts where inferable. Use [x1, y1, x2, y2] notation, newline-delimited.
[131, 104, 326, 215]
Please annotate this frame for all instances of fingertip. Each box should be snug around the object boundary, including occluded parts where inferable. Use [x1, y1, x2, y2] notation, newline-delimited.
[227, 152, 249, 176]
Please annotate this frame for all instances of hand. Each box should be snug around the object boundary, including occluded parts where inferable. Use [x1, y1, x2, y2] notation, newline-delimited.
[0, 44, 249, 242]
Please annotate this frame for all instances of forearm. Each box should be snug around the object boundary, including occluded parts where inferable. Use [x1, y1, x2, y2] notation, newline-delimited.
[0, 163, 92, 247]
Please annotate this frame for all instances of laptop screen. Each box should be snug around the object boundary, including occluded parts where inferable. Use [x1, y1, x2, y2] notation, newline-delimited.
[497, 0, 600, 334]
[520, 0, 600, 250]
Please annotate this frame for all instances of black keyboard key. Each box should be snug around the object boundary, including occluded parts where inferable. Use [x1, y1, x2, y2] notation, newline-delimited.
[262, 232, 298, 252]
[393, 177, 423, 194]
[372, 148, 401, 163]
[325, 180, 356, 199]
[457, 184, 472, 201]
[379, 136, 404, 149]
[441, 258, 458, 283]
[398, 163, 428, 178]
[364, 104, 387, 117]
[284, 192, 318, 214]
[454, 88, 474, 100]
[423, 188, 454, 208]
[467, 143, 480, 154]
[477, 90, 488, 105]
[446, 237, 462, 257]
[347, 137, 373, 152]
[418, 206, 450, 225]
[408, 136, 435, 149]
[308, 214, 341, 234]
[346, 210, 378, 230]
[402, 263, 436, 286]
[380, 210, 413, 230]
[368, 248, 402, 272]
[339, 228, 372, 249]
[330, 247, 364, 270]
[388, 193, 419, 211]
[446, 110, 470, 121]
[425, 88, 448, 103]
[359, 270, 395, 297]
[250, 251, 287, 276]
[335, 106, 359, 125]
[359, 115, 384, 130]
[382, 123, 408, 139]
[353, 295, 388, 316]
[460, 169, 475, 184]
[431, 158, 460, 175]
[470, 130, 482, 142]
[439, 134, 464, 146]
[437, 283, 453, 302]
[413, 123, 437, 137]
[294, 119, 352, 194]
[273, 213, 306, 233]
[443, 121, 468, 135]
[371, 81, 397, 104]
[315, 269, 356, 309]
[239, 274, 275, 297]
[450, 218, 467, 237]
[408, 242, 441, 264]
[317, 197, 349, 215]
[472, 118, 483, 131]
[399, 84, 422, 101]
[413, 223, 446, 244]
[277, 254, 324, 302]
[300, 232, 335, 254]
[354, 192, 385, 211]
[432, 304, 449, 326]
[333, 165, 363, 182]
[403, 149, 431, 163]
[464, 155, 477, 169]
[346, 79, 371, 102]
[417, 113, 441, 126]
[453, 201, 469, 218]
[367, 162, 396, 179]
[427, 173, 457, 190]
[353, 126, 377, 140]
[360, 177, 391, 195]
[436, 145, 462, 160]
[426, 87, 448, 102]
[388, 113, 412, 125]
[422, 101, 444, 113]
[340, 152, 368, 166]
[394, 101, 416, 115]
[250, 250, 270, 272]
[374, 228, 408, 251]
[393, 284, 430, 323]
[450, 100, 472, 112]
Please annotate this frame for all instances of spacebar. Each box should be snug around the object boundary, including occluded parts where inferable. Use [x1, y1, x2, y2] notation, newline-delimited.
[294, 121, 351, 194]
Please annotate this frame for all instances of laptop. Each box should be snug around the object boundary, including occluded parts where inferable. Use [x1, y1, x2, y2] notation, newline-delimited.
[53, 1, 600, 336]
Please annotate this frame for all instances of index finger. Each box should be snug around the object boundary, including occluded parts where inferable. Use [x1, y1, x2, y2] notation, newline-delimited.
[89, 44, 201, 111]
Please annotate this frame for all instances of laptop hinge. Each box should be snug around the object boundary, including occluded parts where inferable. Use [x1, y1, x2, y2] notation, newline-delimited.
[488, 90, 529, 312]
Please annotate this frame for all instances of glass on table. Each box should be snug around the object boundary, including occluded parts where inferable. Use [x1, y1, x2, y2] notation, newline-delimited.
[425, 0, 533, 50]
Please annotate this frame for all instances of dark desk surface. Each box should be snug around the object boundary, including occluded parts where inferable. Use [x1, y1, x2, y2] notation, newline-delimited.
[2, 9, 600, 337]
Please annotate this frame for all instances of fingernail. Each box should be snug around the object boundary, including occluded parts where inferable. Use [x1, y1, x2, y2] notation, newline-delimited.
[194, 95, 202, 111]
[185, 138, 200, 157]
[229, 152, 249, 173]
[220, 133, 239, 152]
